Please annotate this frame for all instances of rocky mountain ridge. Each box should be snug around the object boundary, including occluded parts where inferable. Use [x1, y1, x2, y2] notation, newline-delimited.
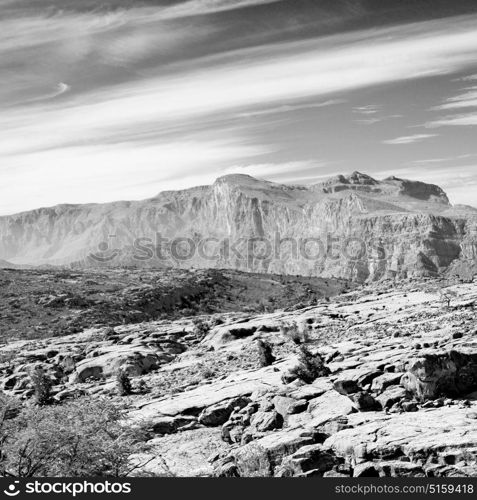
[0, 172, 475, 281]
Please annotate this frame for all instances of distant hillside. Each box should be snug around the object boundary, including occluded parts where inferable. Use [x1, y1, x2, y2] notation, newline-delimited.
[0, 267, 350, 341]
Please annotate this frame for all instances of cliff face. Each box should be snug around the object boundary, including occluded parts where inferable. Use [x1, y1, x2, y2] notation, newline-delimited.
[0, 172, 475, 281]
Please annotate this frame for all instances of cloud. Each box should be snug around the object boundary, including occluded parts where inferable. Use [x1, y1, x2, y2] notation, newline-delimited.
[154, 0, 286, 20]
[426, 113, 477, 127]
[382, 134, 438, 145]
[0, 137, 272, 215]
[432, 88, 477, 110]
[236, 99, 344, 118]
[353, 104, 381, 115]
[3, 13, 477, 212]
[219, 160, 328, 183]
[4, 15, 477, 157]
[427, 82, 477, 126]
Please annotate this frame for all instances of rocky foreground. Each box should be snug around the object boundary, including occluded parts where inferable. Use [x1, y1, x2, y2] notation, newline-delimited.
[1, 276, 477, 477]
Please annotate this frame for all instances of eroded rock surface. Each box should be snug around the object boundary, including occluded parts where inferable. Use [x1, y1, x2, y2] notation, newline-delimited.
[1, 277, 477, 477]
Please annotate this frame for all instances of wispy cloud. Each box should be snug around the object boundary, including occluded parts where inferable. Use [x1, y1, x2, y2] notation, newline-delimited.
[427, 80, 477, 127]
[155, 0, 286, 19]
[236, 99, 344, 118]
[3, 10, 477, 213]
[219, 160, 329, 183]
[432, 87, 477, 110]
[382, 133, 438, 145]
[426, 113, 477, 127]
[0, 136, 272, 215]
[353, 104, 381, 115]
[4, 16, 477, 156]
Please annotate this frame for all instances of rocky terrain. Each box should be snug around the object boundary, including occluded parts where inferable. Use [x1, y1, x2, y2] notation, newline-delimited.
[1, 268, 477, 477]
[0, 268, 348, 341]
[1, 172, 476, 281]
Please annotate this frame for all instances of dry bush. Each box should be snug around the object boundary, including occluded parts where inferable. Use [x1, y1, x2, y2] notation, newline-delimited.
[1, 397, 149, 477]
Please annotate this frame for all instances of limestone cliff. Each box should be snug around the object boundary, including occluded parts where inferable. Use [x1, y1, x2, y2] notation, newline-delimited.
[0, 172, 475, 281]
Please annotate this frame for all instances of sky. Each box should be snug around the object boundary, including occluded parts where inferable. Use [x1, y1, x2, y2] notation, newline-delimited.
[1, 0, 477, 215]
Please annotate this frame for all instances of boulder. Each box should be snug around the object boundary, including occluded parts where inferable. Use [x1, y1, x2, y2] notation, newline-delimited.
[198, 397, 250, 426]
[150, 416, 197, 435]
[226, 429, 319, 476]
[401, 349, 477, 400]
[250, 411, 283, 432]
[377, 386, 408, 409]
[71, 348, 162, 383]
[371, 372, 405, 393]
[272, 396, 297, 418]
[350, 391, 381, 411]
[278, 444, 341, 476]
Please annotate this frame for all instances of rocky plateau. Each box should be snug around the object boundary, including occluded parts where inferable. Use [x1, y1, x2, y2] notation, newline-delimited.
[1, 267, 477, 477]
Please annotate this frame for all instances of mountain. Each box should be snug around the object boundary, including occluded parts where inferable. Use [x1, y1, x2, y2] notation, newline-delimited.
[0, 171, 475, 281]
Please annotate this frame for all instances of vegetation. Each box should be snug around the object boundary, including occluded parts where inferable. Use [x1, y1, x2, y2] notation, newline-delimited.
[192, 318, 211, 337]
[0, 267, 349, 341]
[0, 398, 148, 477]
[30, 368, 52, 406]
[438, 287, 459, 309]
[290, 345, 330, 384]
[257, 340, 275, 367]
[280, 321, 309, 345]
[116, 370, 133, 396]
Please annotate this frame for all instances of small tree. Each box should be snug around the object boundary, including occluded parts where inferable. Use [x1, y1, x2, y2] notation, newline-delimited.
[30, 368, 52, 406]
[2, 398, 149, 477]
[257, 340, 275, 367]
[116, 370, 132, 396]
[439, 287, 458, 309]
[291, 346, 330, 384]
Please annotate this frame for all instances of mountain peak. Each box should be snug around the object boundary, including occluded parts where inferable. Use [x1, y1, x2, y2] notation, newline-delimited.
[314, 171, 449, 204]
[347, 171, 378, 184]
[214, 174, 260, 185]
[382, 176, 450, 204]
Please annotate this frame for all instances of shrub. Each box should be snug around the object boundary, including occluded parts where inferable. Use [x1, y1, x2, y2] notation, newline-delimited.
[192, 318, 210, 337]
[438, 287, 458, 309]
[0, 391, 21, 422]
[280, 322, 308, 345]
[30, 368, 52, 406]
[257, 340, 275, 367]
[291, 346, 330, 384]
[2, 398, 148, 477]
[0, 391, 21, 454]
[116, 370, 133, 396]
